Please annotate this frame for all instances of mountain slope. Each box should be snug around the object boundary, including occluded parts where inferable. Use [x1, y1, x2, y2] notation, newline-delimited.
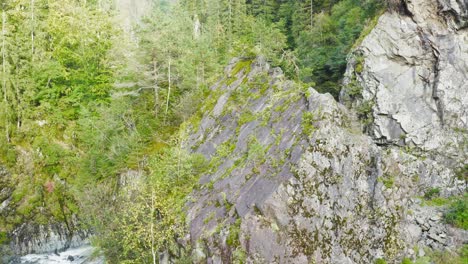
[183, 1, 467, 262]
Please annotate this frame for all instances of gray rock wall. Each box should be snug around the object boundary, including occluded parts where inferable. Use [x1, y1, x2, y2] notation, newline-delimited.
[341, 0, 467, 157]
[9, 221, 90, 256]
[185, 39, 466, 262]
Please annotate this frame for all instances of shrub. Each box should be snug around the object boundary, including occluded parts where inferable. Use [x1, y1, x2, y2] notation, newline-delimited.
[401, 257, 413, 264]
[375, 258, 387, 264]
[356, 100, 374, 127]
[302, 112, 317, 136]
[427, 244, 468, 264]
[444, 194, 468, 230]
[424, 188, 441, 200]
[455, 165, 467, 181]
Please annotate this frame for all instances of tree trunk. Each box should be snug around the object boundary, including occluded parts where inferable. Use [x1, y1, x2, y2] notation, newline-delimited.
[31, 0, 34, 59]
[2, 10, 9, 143]
[164, 57, 171, 124]
[153, 60, 159, 116]
[150, 189, 156, 264]
[310, 0, 314, 29]
[228, 0, 232, 44]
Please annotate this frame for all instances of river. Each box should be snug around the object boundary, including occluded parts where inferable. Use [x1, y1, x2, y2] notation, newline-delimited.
[16, 245, 104, 264]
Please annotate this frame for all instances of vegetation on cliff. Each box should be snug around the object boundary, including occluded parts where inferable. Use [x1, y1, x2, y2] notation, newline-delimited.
[1, 0, 465, 263]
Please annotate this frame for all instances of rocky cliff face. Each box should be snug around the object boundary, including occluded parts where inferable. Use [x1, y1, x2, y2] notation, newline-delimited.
[341, 0, 467, 156]
[185, 1, 467, 262]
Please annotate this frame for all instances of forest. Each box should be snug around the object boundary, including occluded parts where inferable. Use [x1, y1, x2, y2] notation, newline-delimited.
[0, 0, 466, 263]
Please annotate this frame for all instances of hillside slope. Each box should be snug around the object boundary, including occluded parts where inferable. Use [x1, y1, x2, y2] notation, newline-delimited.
[183, 1, 467, 263]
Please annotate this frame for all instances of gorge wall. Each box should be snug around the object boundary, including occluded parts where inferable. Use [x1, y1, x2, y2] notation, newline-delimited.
[0, 0, 466, 263]
[184, 0, 467, 263]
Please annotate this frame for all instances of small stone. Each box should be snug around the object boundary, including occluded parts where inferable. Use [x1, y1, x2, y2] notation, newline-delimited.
[67, 255, 75, 261]
[407, 224, 422, 239]
[421, 223, 430, 231]
[428, 232, 444, 243]
[416, 217, 425, 225]
[439, 233, 446, 238]
[430, 215, 441, 221]
[418, 248, 425, 257]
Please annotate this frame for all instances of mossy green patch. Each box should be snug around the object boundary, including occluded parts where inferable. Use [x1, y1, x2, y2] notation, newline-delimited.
[375, 258, 387, 264]
[227, 218, 242, 247]
[378, 175, 394, 189]
[231, 59, 253, 76]
[302, 112, 318, 136]
[238, 111, 256, 127]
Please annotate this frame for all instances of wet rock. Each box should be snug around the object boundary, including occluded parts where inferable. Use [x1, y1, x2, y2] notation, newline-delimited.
[16, 245, 104, 264]
[9, 221, 90, 256]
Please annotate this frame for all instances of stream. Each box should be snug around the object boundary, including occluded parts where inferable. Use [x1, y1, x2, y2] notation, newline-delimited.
[16, 245, 104, 264]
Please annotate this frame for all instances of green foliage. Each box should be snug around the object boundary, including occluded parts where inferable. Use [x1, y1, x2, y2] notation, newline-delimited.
[425, 244, 468, 264]
[247, 136, 266, 164]
[424, 188, 441, 200]
[0, 0, 120, 238]
[401, 258, 413, 264]
[356, 100, 374, 127]
[422, 197, 450, 207]
[0, 231, 8, 244]
[455, 164, 468, 181]
[210, 140, 237, 170]
[375, 258, 387, 264]
[231, 59, 253, 76]
[238, 110, 256, 126]
[302, 112, 317, 136]
[355, 55, 365, 74]
[227, 218, 242, 247]
[88, 146, 208, 263]
[347, 79, 363, 97]
[0, 141, 16, 167]
[378, 175, 394, 189]
[444, 194, 467, 230]
[294, 0, 384, 98]
[0, 0, 388, 261]
[353, 10, 384, 49]
[419, 193, 467, 229]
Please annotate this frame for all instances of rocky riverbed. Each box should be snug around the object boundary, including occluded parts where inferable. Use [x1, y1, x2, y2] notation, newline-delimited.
[12, 245, 103, 264]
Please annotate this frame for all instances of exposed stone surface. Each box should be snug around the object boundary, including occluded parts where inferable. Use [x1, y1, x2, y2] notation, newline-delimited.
[184, 53, 466, 263]
[184, 3, 468, 258]
[10, 223, 89, 256]
[0, 165, 13, 215]
[341, 0, 468, 160]
[403, 199, 468, 253]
